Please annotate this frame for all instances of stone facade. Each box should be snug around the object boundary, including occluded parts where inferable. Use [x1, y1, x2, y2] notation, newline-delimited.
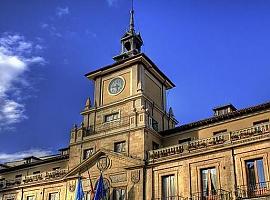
[1, 8, 270, 200]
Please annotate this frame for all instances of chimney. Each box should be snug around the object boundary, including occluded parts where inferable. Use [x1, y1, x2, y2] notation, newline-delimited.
[213, 104, 237, 116]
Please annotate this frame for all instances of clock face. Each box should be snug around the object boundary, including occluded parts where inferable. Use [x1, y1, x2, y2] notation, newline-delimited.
[108, 77, 125, 95]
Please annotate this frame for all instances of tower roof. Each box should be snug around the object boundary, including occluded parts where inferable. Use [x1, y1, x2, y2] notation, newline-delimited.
[85, 53, 175, 89]
[113, 1, 143, 61]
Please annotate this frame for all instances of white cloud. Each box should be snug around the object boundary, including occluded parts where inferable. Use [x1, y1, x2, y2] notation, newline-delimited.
[0, 33, 45, 131]
[106, 0, 118, 6]
[0, 149, 53, 163]
[40, 23, 62, 38]
[56, 6, 69, 17]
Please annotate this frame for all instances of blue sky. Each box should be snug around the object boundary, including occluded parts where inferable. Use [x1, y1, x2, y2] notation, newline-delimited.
[0, 0, 270, 162]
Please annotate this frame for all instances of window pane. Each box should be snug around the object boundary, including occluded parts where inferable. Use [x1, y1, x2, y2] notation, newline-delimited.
[113, 188, 126, 200]
[210, 168, 217, 194]
[162, 175, 175, 199]
[114, 142, 126, 153]
[201, 169, 208, 196]
[170, 175, 175, 197]
[49, 193, 59, 200]
[256, 159, 266, 185]
[84, 192, 91, 200]
[105, 113, 119, 122]
[246, 161, 256, 186]
[84, 148, 94, 159]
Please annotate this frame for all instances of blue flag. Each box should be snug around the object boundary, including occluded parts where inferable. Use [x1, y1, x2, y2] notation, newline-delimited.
[75, 176, 85, 200]
[93, 173, 106, 200]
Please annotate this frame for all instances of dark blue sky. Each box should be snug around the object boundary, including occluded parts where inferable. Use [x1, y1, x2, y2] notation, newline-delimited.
[0, 0, 270, 159]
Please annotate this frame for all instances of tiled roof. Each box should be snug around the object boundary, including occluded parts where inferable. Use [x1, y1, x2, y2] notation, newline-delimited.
[160, 101, 270, 136]
[0, 154, 68, 173]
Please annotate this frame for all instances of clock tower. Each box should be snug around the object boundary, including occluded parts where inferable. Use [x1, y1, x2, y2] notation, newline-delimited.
[68, 6, 177, 199]
[69, 5, 177, 167]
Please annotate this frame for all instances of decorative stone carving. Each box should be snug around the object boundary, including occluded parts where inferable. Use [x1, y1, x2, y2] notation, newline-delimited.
[97, 156, 110, 171]
[109, 173, 127, 183]
[131, 170, 140, 183]
[69, 182, 76, 192]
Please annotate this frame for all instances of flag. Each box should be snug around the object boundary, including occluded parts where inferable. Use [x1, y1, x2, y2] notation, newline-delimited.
[75, 176, 85, 200]
[93, 173, 106, 200]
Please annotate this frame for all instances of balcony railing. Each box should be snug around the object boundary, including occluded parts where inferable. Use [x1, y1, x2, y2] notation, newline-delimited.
[153, 196, 187, 200]
[149, 122, 270, 161]
[22, 169, 68, 184]
[0, 178, 21, 189]
[236, 181, 270, 199]
[82, 116, 130, 137]
[191, 189, 232, 200]
[230, 123, 269, 141]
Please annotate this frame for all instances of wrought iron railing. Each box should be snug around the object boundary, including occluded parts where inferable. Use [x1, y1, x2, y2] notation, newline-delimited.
[191, 189, 232, 200]
[153, 196, 187, 200]
[149, 122, 270, 161]
[235, 181, 270, 199]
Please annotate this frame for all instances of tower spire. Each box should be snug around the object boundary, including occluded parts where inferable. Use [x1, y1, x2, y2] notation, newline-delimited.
[129, 0, 135, 33]
[113, 0, 143, 61]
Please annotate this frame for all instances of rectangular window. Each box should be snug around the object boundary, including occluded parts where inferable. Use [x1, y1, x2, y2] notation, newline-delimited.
[113, 188, 126, 200]
[213, 129, 227, 135]
[15, 174, 22, 179]
[201, 168, 217, 198]
[104, 113, 119, 122]
[253, 119, 269, 126]
[178, 138, 191, 144]
[15, 174, 22, 183]
[246, 158, 266, 187]
[162, 175, 176, 199]
[27, 196, 35, 200]
[33, 171, 40, 174]
[152, 118, 159, 132]
[152, 142, 160, 150]
[49, 192, 59, 200]
[53, 167, 60, 171]
[84, 192, 91, 200]
[114, 141, 126, 153]
[83, 148, 94, 159]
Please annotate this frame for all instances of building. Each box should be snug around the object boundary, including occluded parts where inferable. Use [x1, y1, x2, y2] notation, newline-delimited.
[0, 6, 270, 200]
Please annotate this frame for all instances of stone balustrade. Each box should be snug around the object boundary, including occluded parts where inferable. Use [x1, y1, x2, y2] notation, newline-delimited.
[0, 179, 21, 189]
[149, 122, 270, 161]
[230, 122, 269, 140]
[22, 169, 68, 184]
[0, 169, 68, 190]
[81, 116, 131, 137]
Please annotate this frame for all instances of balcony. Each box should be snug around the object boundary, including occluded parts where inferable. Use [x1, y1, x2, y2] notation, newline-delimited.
[236, 181, 270, 199]
[82, 116, 130, 137]
[153, 196, 187, 200]
[191, 189, 232, 200]
[153, 190, 232, 200]
[0, 178, 21, 189]
[22, 169, 68, 184]
[149, 122, 270, 161]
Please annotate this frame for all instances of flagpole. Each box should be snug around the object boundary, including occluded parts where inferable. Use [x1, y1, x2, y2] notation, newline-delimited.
[87, 170, 95, 199]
